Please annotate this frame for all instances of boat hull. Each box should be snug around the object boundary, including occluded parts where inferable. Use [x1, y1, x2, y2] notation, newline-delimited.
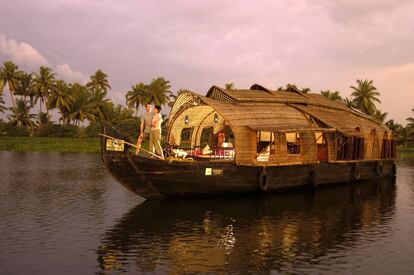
[101, 149, 396, 199]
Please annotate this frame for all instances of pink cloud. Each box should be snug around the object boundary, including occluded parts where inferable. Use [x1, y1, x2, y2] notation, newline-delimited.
[0, 33, 50, 68]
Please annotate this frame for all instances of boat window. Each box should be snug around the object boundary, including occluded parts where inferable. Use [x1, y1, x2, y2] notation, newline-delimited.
[257, 131, 274, 161]
[352, 137, 365, 160]
[336, 135, 350, 160]
[180, 127, 193, 148]
[257, 131, 274, 153]
[336, 135, 365, 160]
[381, 134, 397, 159]
[223, 125, 234, 144]
[200, 127, 213, 147]
[315, 132, 325, 144]
[286, 132, 300, 154]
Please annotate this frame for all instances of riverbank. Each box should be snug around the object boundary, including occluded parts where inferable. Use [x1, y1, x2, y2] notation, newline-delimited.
[0, 137, 101, 153]
[1, 137, 414, 157]
[399, 145, 414, 159]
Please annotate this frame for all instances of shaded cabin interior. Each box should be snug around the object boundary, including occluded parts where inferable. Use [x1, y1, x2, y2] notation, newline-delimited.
[167, 85, 397, 165]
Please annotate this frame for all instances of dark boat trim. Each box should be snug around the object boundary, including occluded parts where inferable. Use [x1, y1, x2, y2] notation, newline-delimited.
[101, 140, 396, 199]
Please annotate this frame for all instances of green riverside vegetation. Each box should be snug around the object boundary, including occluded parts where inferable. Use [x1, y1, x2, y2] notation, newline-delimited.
[0, 137, 101, 153]
[398, 145, 414, 159]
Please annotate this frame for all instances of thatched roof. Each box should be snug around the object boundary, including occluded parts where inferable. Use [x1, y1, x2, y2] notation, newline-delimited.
[169, 85, 389, 135]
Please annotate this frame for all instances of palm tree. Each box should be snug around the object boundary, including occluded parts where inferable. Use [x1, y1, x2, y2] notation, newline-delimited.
[101, 102, 134, 124]
[350, 79, 380, 115]
[225, 83, 234, 90]
[0, 94, 6, 114]
[37, 111, 51, 125]
[320, 90, 342, 101]
[0, 61, 22, 110]
[14, 73, 36, 134]
[277, 83, 300, 93]
[90, 88, 110, 121]
[386, 119, 403, 137]
[126, 82, 148, 115]
[48, 80, 74, 124]
[86, 69, 111, 92]
[65, 83, 100, 125]
[8, 98, 37, 127]
[146, 77, 171, 106]
[301, 87, 311, 93]
[14, 72, 35, 106]
[407, 108, 414, 128]
[373, 110, 388, 123]
[33, 66, 56, 114]
[344, 97, 356, 109]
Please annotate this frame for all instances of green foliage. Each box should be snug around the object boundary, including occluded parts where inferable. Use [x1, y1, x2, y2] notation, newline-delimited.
[34, 122, 60, 137]
[14, 72, 35, 106]
[320, 90, 342, 101]
[407, 108, 414, 128]
[0, 94, 6, 114]
[86, 69, 111, 92]
[85, 122, 102, 138]
[126, 82, 148, 113]
[34, 123, 81, 138]
[350, 79, 380, 115]
[33, 65, 56, 113]
[225, 83, 234, 90]
[113, 117, 141, 140]
[0, 121, 30, 136]
[373, 110, 388, 123]
[0, 137, 100, 152]
[344, 97, 356, 108]
[8, 98, 37, 128]
[48, 80, 74, 122]
[277, 84, 310, 93]
[0, 61, 22, 110]
[146, 77, 171, 106]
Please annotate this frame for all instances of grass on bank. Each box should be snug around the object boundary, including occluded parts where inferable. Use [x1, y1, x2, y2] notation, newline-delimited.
[399, 145, 414, 159]
[0, 137, 101, 153]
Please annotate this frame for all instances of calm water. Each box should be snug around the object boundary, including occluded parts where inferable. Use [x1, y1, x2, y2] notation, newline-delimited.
[0, 152, 414, 274]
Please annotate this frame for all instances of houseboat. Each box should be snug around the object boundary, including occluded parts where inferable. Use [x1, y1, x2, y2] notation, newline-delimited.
[101, 84, 397, 199]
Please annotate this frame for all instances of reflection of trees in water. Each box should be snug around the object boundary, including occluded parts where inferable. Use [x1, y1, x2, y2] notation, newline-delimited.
[97, 178, 396, 274]
[1, 152, 108, 224]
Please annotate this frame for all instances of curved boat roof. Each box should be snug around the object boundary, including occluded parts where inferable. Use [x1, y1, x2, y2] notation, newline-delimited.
[169, 84, 388, 135]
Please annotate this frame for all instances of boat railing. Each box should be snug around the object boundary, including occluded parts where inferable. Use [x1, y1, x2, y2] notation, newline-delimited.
[169, 146, 234, 160]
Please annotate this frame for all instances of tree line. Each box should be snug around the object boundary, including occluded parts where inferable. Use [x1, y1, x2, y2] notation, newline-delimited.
[1, 60, 413, 145]
[0, 61, 173, 138]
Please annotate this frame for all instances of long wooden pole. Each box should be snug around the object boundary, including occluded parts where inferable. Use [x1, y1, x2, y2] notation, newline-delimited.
[99, 133, 164, 160]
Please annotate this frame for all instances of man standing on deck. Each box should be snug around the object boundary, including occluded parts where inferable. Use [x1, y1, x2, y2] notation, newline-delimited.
[149, 105, 164, 159]
[136, 103, 153, 155]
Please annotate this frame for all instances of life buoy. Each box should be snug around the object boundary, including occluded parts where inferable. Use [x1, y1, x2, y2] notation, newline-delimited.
[258, 172, 269, 191]
[352, 163, 361, 181]
[376, 161, 384, 176]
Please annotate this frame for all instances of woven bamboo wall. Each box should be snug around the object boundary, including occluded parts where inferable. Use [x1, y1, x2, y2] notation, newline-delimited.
[169, 105, 216, 146]
[265, 132, 317, 165]
[232, 126, 257, 165]
[327, 133, 337, 161]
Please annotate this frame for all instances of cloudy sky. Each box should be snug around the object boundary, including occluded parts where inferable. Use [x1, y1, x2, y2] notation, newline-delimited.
[1, 0, 413, 124]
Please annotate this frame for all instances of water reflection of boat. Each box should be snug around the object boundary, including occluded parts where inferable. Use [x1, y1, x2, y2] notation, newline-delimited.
[101, 85, 397, 199]
[97, 178, 396, 274]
